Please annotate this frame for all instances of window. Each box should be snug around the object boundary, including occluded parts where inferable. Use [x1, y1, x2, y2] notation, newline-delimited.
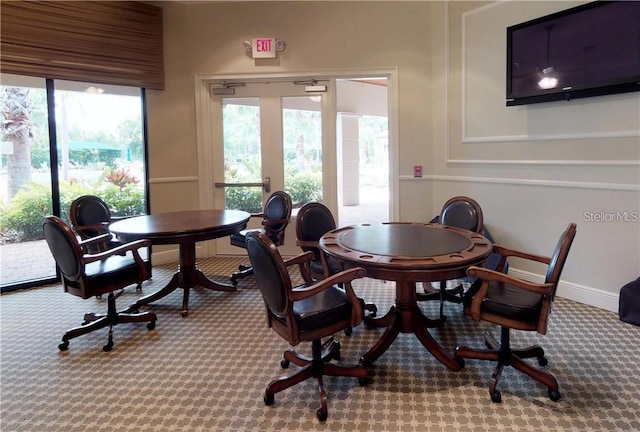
[0, 74, 148, 289]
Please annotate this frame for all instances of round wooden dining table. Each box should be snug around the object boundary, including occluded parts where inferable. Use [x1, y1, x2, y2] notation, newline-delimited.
[319, 222, 493, 370]
[110, 209, 250, 317]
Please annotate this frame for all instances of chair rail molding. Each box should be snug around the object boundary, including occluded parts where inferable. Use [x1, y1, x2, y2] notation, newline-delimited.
[461, 130, 640, 144]
[400, 174, 640, 192]
[445, 159, 640, 167]
[148, 176, 199, 184]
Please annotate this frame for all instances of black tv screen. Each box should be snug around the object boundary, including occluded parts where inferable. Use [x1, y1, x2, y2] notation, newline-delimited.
[506, 1, 640, 106]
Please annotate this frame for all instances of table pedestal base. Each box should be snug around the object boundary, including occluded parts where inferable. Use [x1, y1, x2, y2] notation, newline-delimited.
[131, 242, 236, 317]
[360, 281, 463, 371]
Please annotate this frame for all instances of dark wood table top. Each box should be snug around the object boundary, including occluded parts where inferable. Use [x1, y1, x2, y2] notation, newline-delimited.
[110, 209, 250, 245]
[319, 222, 493, 282]
[320, 222, 494, 369]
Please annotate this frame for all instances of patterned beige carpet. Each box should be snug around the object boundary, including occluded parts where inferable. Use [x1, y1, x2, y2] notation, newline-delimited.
[1, 256, 639, 431]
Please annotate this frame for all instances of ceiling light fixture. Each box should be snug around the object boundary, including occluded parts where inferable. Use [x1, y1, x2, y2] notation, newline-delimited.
[85, 86, 105, 94]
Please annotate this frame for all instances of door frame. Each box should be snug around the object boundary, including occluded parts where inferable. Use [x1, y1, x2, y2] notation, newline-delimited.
[193, 68, 399, 256]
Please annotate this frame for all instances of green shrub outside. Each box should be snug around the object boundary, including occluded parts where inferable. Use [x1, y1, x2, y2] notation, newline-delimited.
[223, 171, 322, 212]
[1, 167, 320, 241]
[224, 186, 263, 214]
[0, 183, 53, 241]
[0, 180, 145, 242]
[286, 171, 322, 206]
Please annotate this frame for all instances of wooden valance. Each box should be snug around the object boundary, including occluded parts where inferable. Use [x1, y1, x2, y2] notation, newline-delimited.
[1, 1, 164, 90]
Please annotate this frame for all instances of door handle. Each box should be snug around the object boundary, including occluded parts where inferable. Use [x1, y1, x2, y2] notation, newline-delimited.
[214, 176, 271, 193]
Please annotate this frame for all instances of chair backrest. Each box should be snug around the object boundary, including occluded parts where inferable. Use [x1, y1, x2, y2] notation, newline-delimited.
[263, 191, 293, 245]
[296, 202, 336, 253]
[545, 223, 577, 293]
[42, 215, 85, 282]
[69, 195, 112, 239]
[534, 222, 577, 334]
[439, 196, 483, 233]
[246, 231, 291, 318]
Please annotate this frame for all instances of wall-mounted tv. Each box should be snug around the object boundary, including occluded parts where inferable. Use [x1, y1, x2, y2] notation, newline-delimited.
[506, 1, 640, 106]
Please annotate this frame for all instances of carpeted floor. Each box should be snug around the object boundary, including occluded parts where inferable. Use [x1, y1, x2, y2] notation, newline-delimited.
[1, 256, 639, 431]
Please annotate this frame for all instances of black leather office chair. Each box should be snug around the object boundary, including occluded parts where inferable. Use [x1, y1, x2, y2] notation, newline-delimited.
[454, 223, 577, 403]
[70, 194, 151, 285]
[418, 196, 485, 319]
[246, 231, 370, 421]
[230, 191, 292, 285]
[295, 202, 343, 280]
[42, 215, 157, 352]
[295, 202, 377, 332]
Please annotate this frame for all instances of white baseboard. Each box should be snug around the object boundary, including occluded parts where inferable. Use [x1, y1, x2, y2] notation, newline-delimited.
[151, 248, 179, 266]
[508, 268, 619, 314]
[148, 250, 620, 314]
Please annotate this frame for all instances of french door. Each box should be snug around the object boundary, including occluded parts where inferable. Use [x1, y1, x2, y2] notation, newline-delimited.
[210, 80, 331, 255]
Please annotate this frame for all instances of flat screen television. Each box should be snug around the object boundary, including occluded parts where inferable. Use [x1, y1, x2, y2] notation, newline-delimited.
[506, 1, 640, 106]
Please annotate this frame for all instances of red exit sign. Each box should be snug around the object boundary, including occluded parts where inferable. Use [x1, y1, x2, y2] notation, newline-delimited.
[252, 38, 276, 58]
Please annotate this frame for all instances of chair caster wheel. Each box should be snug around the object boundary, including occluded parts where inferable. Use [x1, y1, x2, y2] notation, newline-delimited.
[264, 393, 274, 406]
[332, 341, 341, 361]
[103, 341, 113, 352]
[548, 389, 561, 401]
[344, 326, 352, 336]
[280, 359, 290, 369]
[58, 341, 69, 351]
[455, 358, 465, 369]
[358, 377, 369, 386]
[147, 321, 156, 330]
[538, 356, 548, 367]
[490, 390, 502, 403]
[316, 407, 328, 421]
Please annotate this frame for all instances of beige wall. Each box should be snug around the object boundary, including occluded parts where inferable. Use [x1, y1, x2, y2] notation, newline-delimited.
[431, 1, 639, 311]
[146, 1, 639, 312]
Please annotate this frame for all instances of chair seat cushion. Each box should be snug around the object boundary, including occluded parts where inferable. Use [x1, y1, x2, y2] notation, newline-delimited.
[465, 280, 543, 323]
[230, 229, 265, 248]
[84, 255, 144, 291]
[292, 285, 351, 331]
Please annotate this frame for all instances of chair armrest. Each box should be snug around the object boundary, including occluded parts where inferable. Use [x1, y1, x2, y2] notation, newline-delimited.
[249, 212, 264, 219]
[73, 222, 110, 234]
[290, 267, 367, 326]
[295, 239, 319, 249]
[78, 233, 112, 249]
[466, 265, 555, 321]
[83, 239, 151, 264]
[283, 251, 315, 267]
[290, 267, 366, 301]
[283, 251, 315, 282]
[467, 266, 555, 296]
[493, 245, 551, 265]
[262, 218, 289, 228]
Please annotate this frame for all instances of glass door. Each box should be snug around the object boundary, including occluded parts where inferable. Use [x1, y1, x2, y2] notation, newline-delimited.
[211, 81, 328, 255]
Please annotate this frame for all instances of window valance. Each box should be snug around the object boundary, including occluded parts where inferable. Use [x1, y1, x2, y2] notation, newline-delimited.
[1, 1, 164, 90]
